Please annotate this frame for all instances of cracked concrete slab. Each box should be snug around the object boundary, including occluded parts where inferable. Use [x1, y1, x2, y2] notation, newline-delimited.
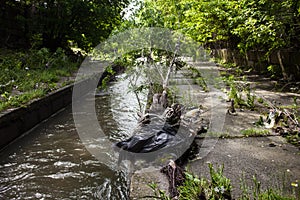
[190, 136, 300, 198]
[130, 166, 169, 200]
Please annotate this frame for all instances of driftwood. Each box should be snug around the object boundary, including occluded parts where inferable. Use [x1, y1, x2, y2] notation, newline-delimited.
[149, 90, 169, 113]
[160, 160, 185, 199]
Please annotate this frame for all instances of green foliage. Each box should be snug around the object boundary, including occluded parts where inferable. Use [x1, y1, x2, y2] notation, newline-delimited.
[208, 163, 232, 199]
[135, 1, 165, 27]
[0, 89, 46, 111]
[241, 128, 270, 137]
[285, 132, 300, 147]
[245, 85, 256, 110]
[98, 58, 130, 90]
[187, 66, 208, 92]
[149, 164, 232, 200]
[240, 174, 297, 200]
[223, 74, 256, 110]
[98, 66, 116, 90]
[0, 48, 78, 112]
[134, 0, 300, 54]
[267, 65, 282, 79]
[254, 116, 265, 127]
[148, 183, 171, 200]
[229, 82, 243, 105]
[150, 164, 297, 199]
[257, 98, 264, 104]
[178, 172, 207, 200]
[225, 75, 244, 106]
[1, 0, 129, 51]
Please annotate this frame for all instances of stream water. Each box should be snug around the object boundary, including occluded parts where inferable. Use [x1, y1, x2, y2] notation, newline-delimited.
[0, 75, 145, 199]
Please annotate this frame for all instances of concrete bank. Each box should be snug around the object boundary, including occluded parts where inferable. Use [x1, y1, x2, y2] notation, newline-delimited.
[129, 61, 300, 199]
[0, 77, 96, 150]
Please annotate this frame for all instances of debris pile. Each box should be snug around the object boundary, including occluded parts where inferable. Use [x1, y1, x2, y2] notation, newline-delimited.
[263, 107, 300, 146]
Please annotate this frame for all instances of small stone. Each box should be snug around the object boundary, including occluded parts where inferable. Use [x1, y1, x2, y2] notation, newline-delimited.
[269, 143, 276, 147]
[35, 193, 42, 198]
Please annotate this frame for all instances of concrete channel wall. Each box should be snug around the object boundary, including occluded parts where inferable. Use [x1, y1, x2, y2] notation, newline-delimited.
[0, 77, 94, 150]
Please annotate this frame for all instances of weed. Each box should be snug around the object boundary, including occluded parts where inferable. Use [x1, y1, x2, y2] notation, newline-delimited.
[208, 163, 232, 199]
[223, 74, 257, 110]
[148, 183, 171, 200]
[177, 172, 207, 200]
[257, 97, 264, 104]
[195, 77, 208, 92]
[241, 128, 270, 137]
[150, 164, 297, 199]
[239, 174, 296, 200]
[279, 104, 300, 110]
[150, 164, 232, 199]
[240, 173, 251, 199]
[228, 80, 243, 107]
[245, 85, 255, 110]
[285, 134, 300, 146]
[260, 189, 295, 199]
[187, 66, 208, 92]
[254, 116, 265, 127]
[267, 65, 281, 78]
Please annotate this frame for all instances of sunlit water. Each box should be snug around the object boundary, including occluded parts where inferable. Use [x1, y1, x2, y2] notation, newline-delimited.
[0, 75, 146, 199]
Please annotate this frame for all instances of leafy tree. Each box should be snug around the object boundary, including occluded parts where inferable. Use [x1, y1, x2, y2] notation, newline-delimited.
[231, 0, 300, 53]
[133, 0, 300, 53]
[0, 0, 129, 52]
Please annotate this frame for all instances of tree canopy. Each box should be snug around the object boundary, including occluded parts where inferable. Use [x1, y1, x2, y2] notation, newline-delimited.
[133, 0, 300, 53]
[0, 0, 129, 52]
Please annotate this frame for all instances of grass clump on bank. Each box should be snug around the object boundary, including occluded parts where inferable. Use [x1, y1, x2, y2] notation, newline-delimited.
[0, 48, 80, 112]
[177, 164, 232, 200]
[241, 128, 271, 137]
[150, 163, 298, 200]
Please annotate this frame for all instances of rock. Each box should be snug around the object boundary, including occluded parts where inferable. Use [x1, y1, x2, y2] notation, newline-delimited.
[269, 143, 276, 147]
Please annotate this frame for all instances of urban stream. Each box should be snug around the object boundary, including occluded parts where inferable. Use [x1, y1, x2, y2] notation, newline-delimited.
[0, 75, 145, 199]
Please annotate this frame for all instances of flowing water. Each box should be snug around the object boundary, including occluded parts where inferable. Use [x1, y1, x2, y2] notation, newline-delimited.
[0, 75, 145, 199]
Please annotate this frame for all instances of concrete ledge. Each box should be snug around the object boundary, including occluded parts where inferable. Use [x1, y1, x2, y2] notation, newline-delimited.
[0, 77, 94, 150]
[130, 167, 169, 200]
[0, 62, 125, 150]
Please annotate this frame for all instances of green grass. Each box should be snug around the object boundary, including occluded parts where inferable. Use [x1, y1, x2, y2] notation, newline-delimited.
[0, 48, 79, 112]
[0, 89, 46, 111]
[241, 128, 271, 137]
[240, 173, 298, 200]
